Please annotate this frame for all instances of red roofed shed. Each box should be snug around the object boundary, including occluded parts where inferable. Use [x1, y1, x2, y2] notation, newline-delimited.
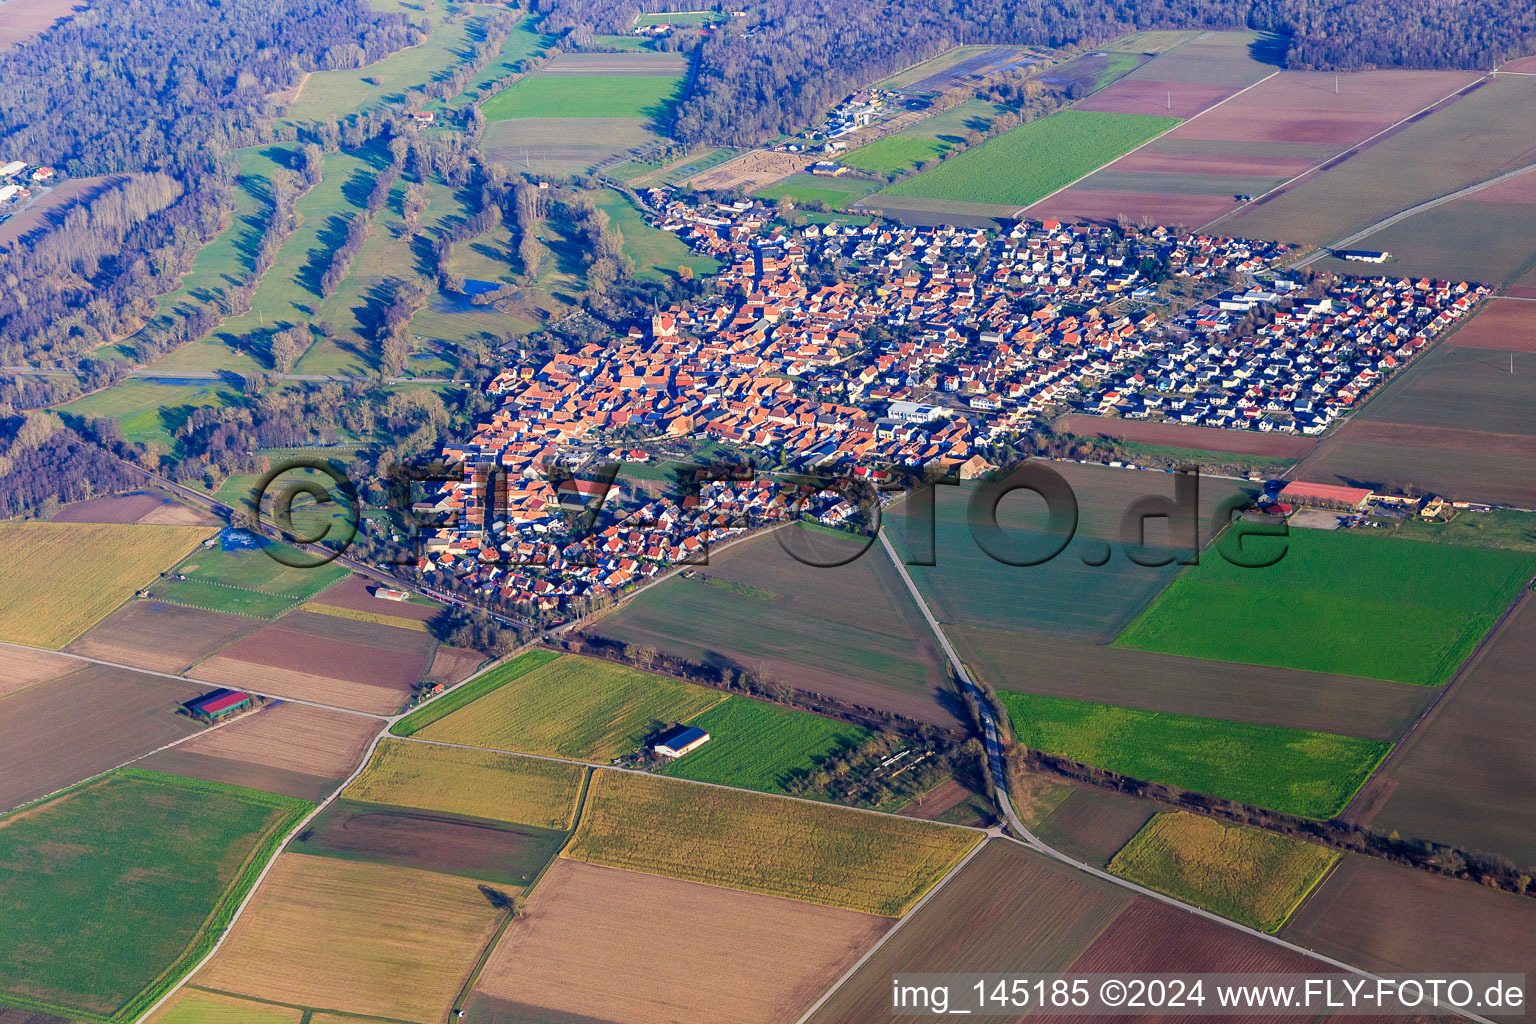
[1278, 481, 1373, 510]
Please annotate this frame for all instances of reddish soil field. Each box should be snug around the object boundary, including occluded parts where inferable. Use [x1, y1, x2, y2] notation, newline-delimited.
[190, 657, 411, 715]
[897, 778, 974, 821]
[425, 645, 485, 685]
[67, 600, 259, 673]
[0, 665, 204, 811]
[1297, 428, 1536, 509]
[49, 492, 192, 524]
[1066, 414, 1314, 457]
[1350, 593, 1536, 869]
[213, 621, 431, 688]
[305, 574, 445, 623]
[472, 859, 891, 1024]
[1032, 787, 1159, 868]
[1114, 149, 1317, 179]
[1463, 170, 1536, 204]
[1448, 298, 1536, 352]
[139, 747, 341, 802]
[277, 609, 438, 654]
[0, 0, 87, 50]
[1075, 79, 1238, 119]
[0, 645, 78, 699]
[177, 700, 378, 779]
[1171, 70, 1478, 147]
[1026, 188, 1237, 227]
[1499, 54, 1536, 74]
[807, 840, 1134, 1023]
[291, 800, 562, 887]
[1280, 854, 1536, 976]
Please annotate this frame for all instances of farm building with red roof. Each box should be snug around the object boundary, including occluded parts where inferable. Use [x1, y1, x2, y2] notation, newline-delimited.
[186, 688, 253, 723]
[1278, 481, 1373, 510]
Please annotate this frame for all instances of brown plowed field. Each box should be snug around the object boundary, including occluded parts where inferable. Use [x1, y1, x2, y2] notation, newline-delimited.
[897, 778, 974, 820]
[683, 149, 814, 192]
[953, 626, 1433, 742]
[1065, 414, 1314, 457]
[138, 747, 341, 802]
[1464, 170, 1536, 203]
[474, 859, 889, 1024]
[1297, 422, 1536, 508]
[1350, 594, 1536, 869]
[197, 854, 506, 1023]
[1031, 787, 1159, 868]
[0, 665, 204, 811]
[1280, 854, 1536, 976]
[1113, 149, 1317, 178]
[305, 574, 444, 622]
[1448, 298, 1536, 352]
[66, 600, 259, 673]
[275, 608, 438, 654]
[0, 646, 77, 698]
[196, 614, 433, 702]
[176, 701, 378, 779]
[189, 657, 406, 715]
[1032, 901, 1317, 1024]
[806, 840, 1134, 1023]
[425, 645, 485, 685]
[1026, 188, 1237, 227]
[1500, 55, 1536, 74]
[50, 492, 208, 525]
[1075, 79, 1239, 118]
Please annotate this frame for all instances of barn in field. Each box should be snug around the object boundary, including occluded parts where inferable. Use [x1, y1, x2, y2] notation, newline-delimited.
[1278, 481, 1373, 511]
[186, 688, 253, 723]
[653, 724, 710, 759]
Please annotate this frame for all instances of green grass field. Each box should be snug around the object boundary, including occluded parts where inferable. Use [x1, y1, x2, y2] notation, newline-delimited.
[0, 770, 309, 1021]
[481, 73, 684, 122]
[755, 173, 876, 209]
[840, 134, 953, 176]
[878, 109, 1179, 206]
[391, 649, 561, 737]
[997, 692, 1391, 819]
[1109, 811, 1340, 932]
[62, 380, 246, 453]
[1117, 527, 1536, 686]
[415, 654, 726, 761]
[658, 696, 872, 794]
[449, 13, 554, 104]
[564, 770, 981, 915]
[167, 537, 349, 601]
[591, 188, 720, 282]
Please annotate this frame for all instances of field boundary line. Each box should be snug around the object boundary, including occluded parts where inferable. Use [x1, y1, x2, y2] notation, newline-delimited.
[792, 834, 996, 1024]
[0, 638, 389, 721]
[1008, 69, 1279, 219]
[1202, 72, 1493, 235]
[399, 736, 991, 833]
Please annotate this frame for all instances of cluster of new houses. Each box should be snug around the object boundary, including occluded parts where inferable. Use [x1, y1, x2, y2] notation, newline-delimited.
[412, 192, 1483, 615]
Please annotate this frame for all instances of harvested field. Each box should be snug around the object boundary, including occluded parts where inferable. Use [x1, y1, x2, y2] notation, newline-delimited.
[296, 600, 431, 633]
[291, 799, 564, 886]
[304, 573, 444, 621]
[563, 770, 981, 916]
[682, 149, 814, 192]
[886, 463, 1252, 644]
[274, 608, 439, 653]
[345, 739, 583, 829]
[392, 649, 559, 738]
[1280, 854, 1536, 976]
[176, 701, 377, 780]
[50, 491, 211, 525]
[1118, 525, 1536, 686]
[0, 0, 87, 50]
[425, 644, 484, 684]
[0, 522, 210, 649]
[0, 665, 204, 812]
[997, 691, 1391, 819]
[415, 654, 724, 761]
[1308, 195, 1536, 285]
[0, 769, 308, 1021]
[481, 117, 660, 177]
[66, 601, 259, 674]
[1449, 297, 1536, 352]
[1064, 414, 1315, 457]
[198, 855, 506, 1022]
[473, 858, 889, 1024]
[0, 646, 76, 699]
[1109, 812, 1339, 932]
[805, 840, 1133, 1023]
[1025, 187, 1237, 227]
[1075, 79, 1239, 119]
[1032, 786, 1160, 868]
[1351, 594, 1536, 869]
[589, 525, 961, 726]
[1355, 341, 1536, 438]
[189, 657, 405, 715]
[147, 989, 302, 1024]
[1222, 74, 1536, 246]
[954, 627, 1434, 742]
[1295, 421, 1536, 509]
